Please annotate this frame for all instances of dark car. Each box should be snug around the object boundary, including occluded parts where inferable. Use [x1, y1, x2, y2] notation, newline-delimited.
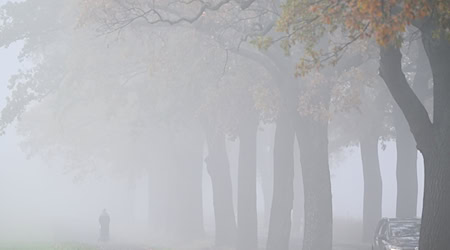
[372, 218, 420, 250]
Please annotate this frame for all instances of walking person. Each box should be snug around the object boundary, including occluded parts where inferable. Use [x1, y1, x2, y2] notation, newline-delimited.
[99, 209, 110, 242]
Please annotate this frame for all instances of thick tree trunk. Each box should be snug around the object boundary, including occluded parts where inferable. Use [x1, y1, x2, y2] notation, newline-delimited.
[204, 127, 237, 247]
[360, 134, 383, 242]
[417, 26, 450, 250]
[419, 149, 450, 250]
[266, 109, 295, 250]
[394, 39, 429, 219]
[394, 107, 418, 218]
[237, 114, 258, 250]
[296, 116, 333, 250]
[379, 32, 450, 249]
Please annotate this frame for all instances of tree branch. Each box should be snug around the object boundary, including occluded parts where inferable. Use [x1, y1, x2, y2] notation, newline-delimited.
[379, 44, 434, 153]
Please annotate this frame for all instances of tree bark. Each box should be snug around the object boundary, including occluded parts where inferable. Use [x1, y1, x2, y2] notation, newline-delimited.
[419, 148, 450, 250]
[266, 108, 295, 250]
[204, 127, 237, 247]
[360, 134, 383, 242]
[379, 45, 433, 153]
[417, 25, 450, 250]
[379, 32, 450, 249]
[394, 106, 418, 218]
[296, 115, 333, 250]
[394, 39, 430, 219]
[237, 113, 258, 250]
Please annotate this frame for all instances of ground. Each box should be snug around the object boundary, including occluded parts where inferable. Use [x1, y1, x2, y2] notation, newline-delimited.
[0, 243, 372, 250]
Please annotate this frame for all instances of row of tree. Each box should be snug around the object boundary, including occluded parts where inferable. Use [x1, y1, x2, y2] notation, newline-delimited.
[0, 0, 449, 250]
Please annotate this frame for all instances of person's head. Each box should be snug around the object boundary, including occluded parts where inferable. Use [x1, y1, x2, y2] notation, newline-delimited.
[102, 209, 107, 214]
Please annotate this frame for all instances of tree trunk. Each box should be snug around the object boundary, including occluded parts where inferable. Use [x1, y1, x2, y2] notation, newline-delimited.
[258, 123, 275, 232]
[394, 39, 430, 219]
[296, 115, 333, 250]
[204, 127, 237, 247]
[417, 26, 450, 250]
[237, 114, 258, 250]
[419, 148, 450, 250]
[379, 31, 450, 249]
[266, 109, 295, 250]
[394, 106, 418, 218]
[360, 134, 383, 242]
[292, 143, 304, 238]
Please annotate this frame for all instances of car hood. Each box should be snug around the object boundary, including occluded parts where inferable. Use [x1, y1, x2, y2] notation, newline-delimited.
[388, 236, 419, 247]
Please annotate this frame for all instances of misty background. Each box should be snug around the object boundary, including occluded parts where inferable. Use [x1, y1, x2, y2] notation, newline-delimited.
[2, 0, 446, 249]
[0, 41, 424, 242]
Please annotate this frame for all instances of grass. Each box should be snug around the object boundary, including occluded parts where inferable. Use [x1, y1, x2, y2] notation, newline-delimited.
[0, 243, 165, 250]
[0, 243, 97, 250]
[333, 216, 363, 244]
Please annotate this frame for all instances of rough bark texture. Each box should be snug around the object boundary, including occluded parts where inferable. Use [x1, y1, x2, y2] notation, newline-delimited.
[394, 106, 418, 218]
[419, 147, 450, 250]
[394, 40, 429, 219]
[266, 108, 295, 250]
[379, 30, 450, 250]
[296, 115, 333, 250]
[237, 114, 258, 250]
[360, 134, 383, 242]
[379, 45, 433, 153]
[417, 25, 450, 250]
[205, 127, 237, 247]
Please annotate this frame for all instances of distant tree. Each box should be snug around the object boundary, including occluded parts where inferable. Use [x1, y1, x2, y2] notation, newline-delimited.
[1, 1, 281, 247]
[329, 58, 393, 242]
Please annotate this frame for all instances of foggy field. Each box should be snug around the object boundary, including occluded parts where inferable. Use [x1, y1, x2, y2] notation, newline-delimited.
[0, 244, 153, 250]
[1, 0, 449, 250]
[0, 242, 373, 250]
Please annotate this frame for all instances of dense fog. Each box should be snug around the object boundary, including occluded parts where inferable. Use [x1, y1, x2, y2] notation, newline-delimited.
[0, 0, 448, 250]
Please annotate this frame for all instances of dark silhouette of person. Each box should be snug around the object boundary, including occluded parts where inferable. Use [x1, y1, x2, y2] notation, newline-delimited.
[99, 209, 110, 242]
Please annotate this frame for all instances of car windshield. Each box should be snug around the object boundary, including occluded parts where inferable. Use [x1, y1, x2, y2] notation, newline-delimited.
[389, 222, 420, 238]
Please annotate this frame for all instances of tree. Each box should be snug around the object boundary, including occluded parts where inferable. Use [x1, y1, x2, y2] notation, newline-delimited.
[2, 1, 285, 247]
[78, 2, 295, 249]
[326, 48, 393, 242]
[276, 0, 450, 249]
[394, 38, 432, 218]
[0, 0, 210, 243]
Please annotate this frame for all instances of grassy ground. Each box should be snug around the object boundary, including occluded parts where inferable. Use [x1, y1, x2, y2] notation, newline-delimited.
[0, 218, 366, 250]
[333, 217, 363, 244]
[0, 243, 157, 250]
